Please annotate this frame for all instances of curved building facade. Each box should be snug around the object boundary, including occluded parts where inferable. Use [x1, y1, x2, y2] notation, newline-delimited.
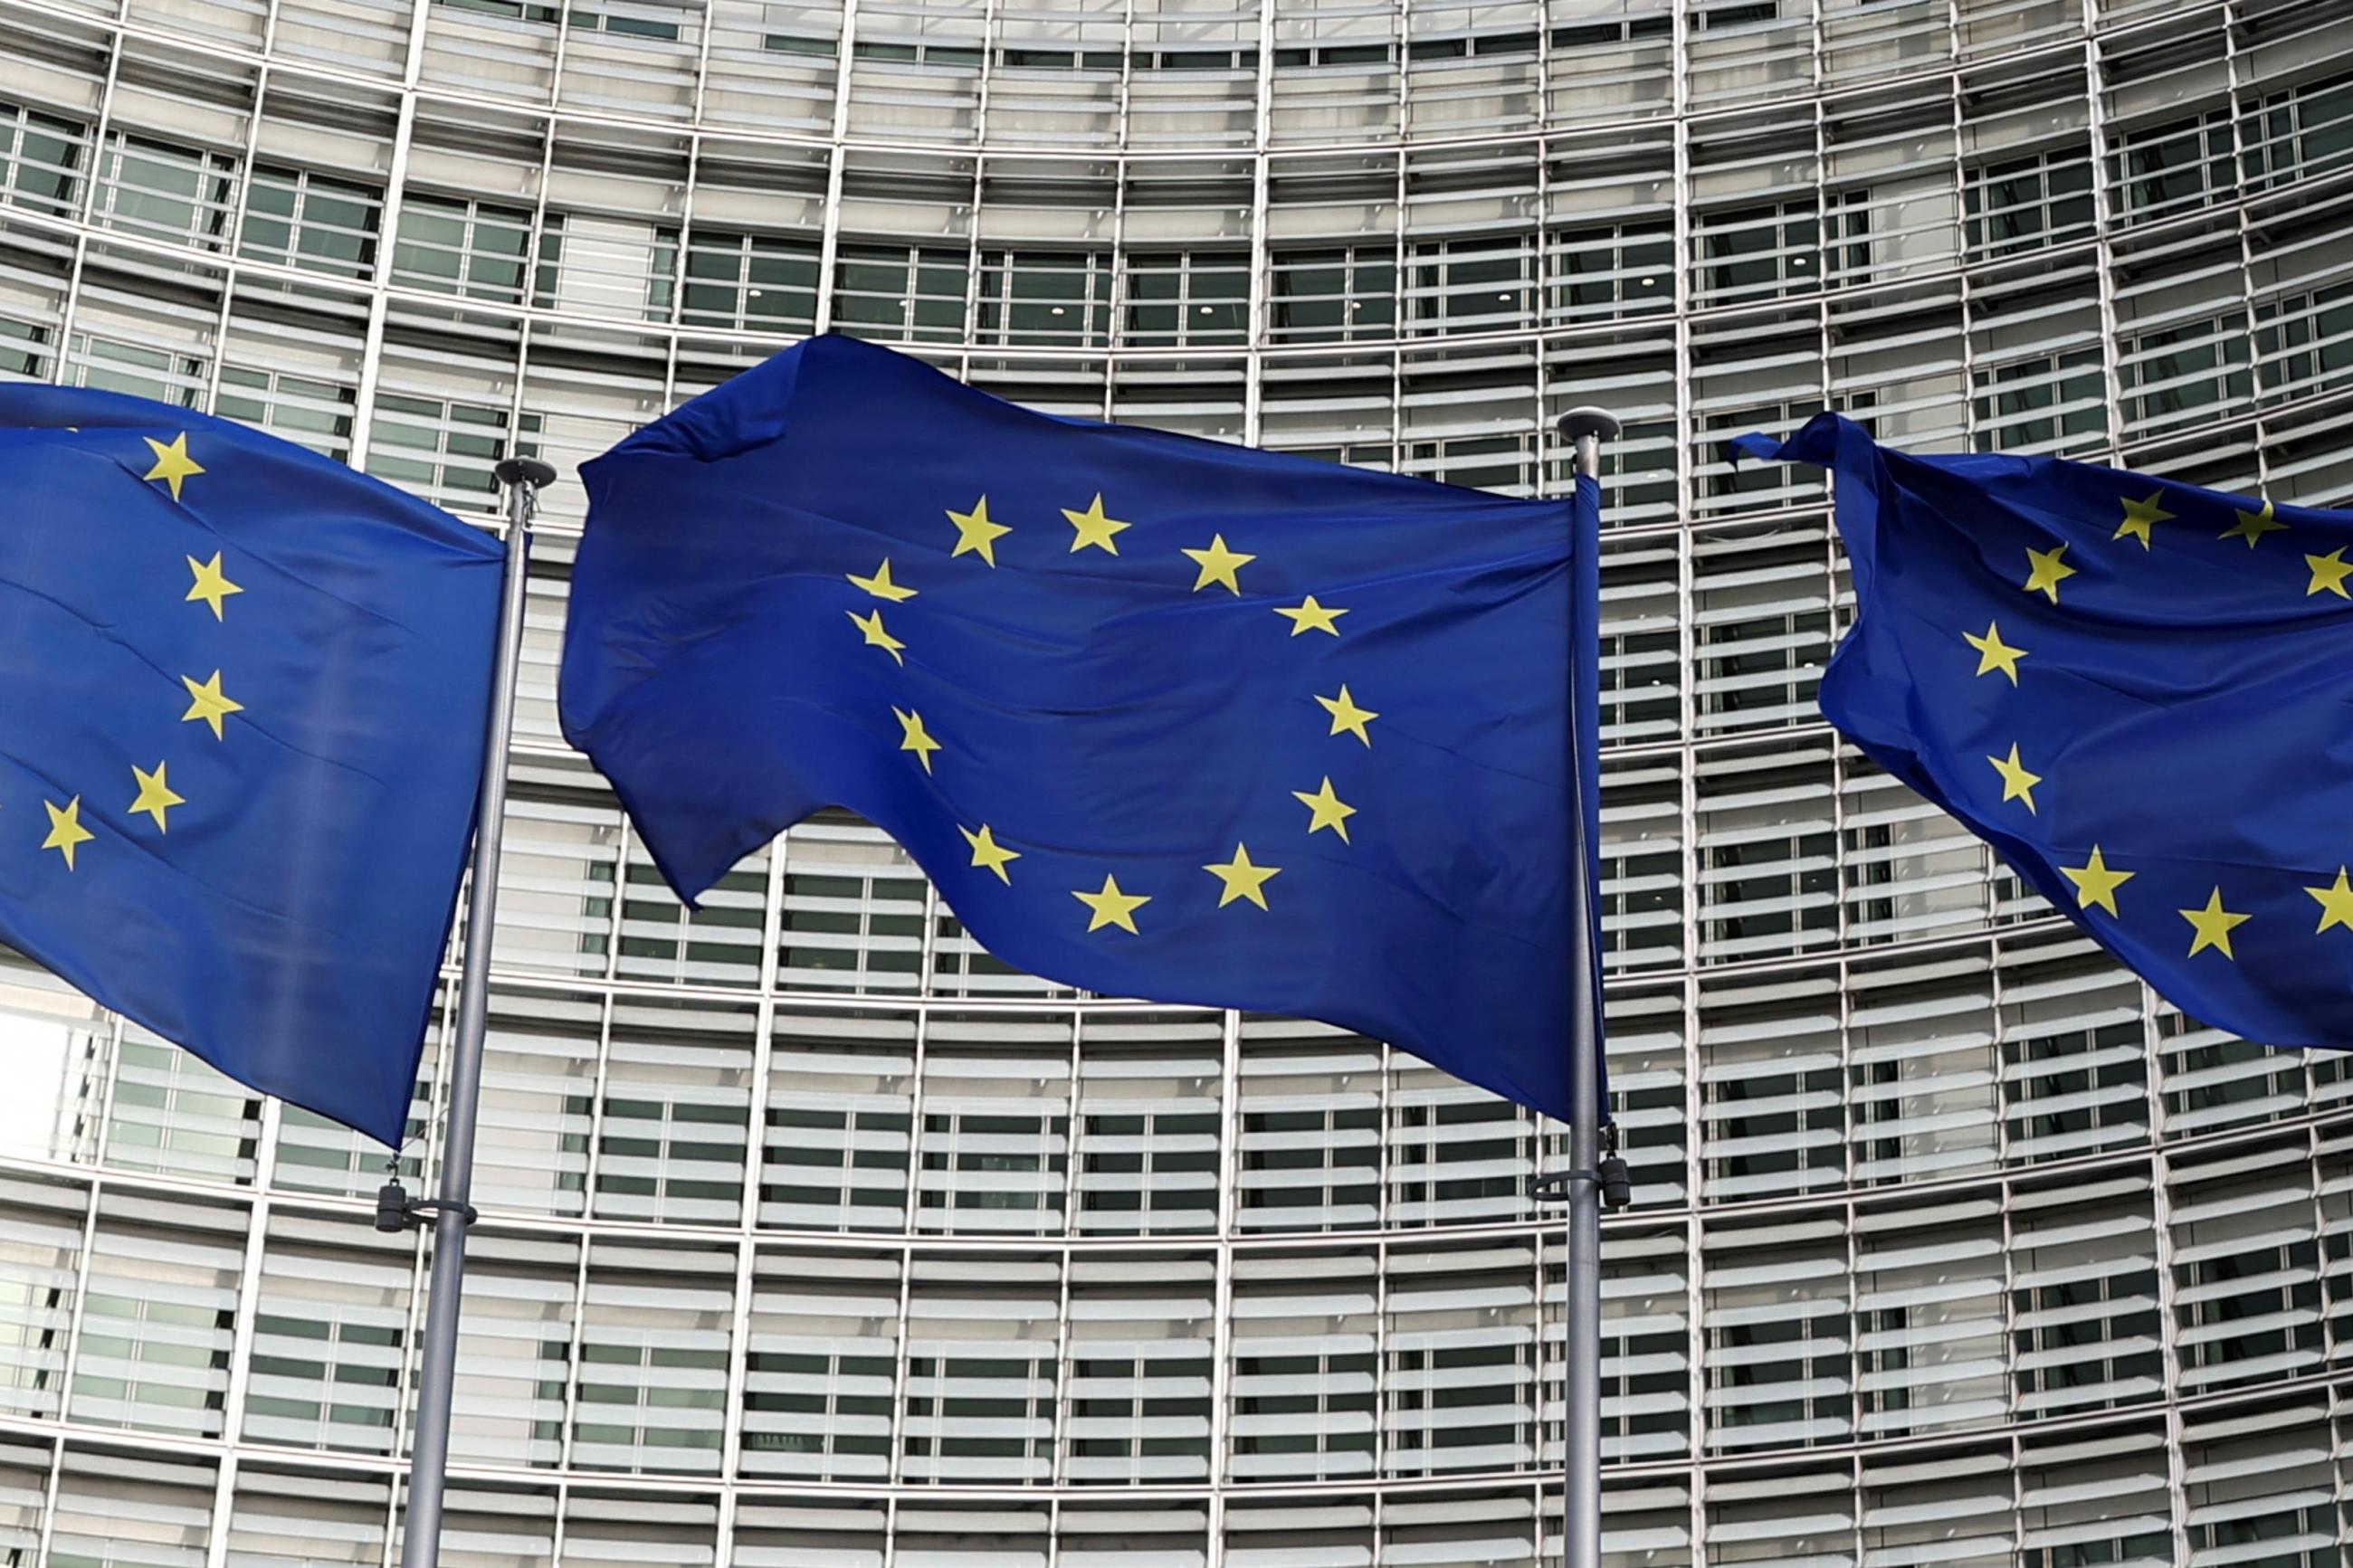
[0, 0, 2350, 1563]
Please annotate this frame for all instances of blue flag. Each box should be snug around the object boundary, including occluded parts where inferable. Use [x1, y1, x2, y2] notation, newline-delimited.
[562, 335, 1596, 1121]
[1732, 412, 2353, 1054]
[0, 387, 505, 1145]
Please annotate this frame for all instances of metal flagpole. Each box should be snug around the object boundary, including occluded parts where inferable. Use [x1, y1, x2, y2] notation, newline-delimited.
[1554, 407, 1623, 1568]
[384, 454, 554, 1568]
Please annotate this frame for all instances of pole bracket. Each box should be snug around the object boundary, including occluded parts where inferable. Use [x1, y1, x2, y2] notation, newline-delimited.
[374, 1180, 480, 1234]
[1530, 1124, 1634, 1210]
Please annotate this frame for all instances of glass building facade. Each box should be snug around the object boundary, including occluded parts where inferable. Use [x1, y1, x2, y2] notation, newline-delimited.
[0, 0, 2350, 1562]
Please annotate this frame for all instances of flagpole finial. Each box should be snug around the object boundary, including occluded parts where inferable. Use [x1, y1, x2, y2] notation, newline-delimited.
[1555, 407, 1621, 442]
[495, 457, 559, 489]
[1556, 407, 1619, 482]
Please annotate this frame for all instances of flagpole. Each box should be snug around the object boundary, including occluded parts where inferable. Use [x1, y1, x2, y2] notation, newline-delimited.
[389, 455, 551, 1568]
[1555, 407, 1619, 1568]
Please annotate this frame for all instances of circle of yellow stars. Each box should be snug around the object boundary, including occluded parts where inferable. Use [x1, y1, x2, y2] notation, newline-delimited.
[840, 489, 1388, 936]
[1967, 482, 2353, 964]
[25, 432, 240, 873]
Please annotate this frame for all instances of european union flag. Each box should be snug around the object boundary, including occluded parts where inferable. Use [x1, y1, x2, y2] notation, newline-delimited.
[0, 386, 505, 1145]
[562, 336, 1596, 1120]
[1732, 412, 2353, 1055]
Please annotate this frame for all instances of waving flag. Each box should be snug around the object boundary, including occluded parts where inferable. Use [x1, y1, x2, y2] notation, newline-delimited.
[0, 387, 504, 1144]
[561, 336, 1598, 1120]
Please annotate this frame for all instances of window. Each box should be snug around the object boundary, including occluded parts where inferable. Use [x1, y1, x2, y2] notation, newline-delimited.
[1122, 250, 1248, 347]
[1384, 1250, 1536, 1474]
[1974, 351, 2106, 452]
[1235, 1043, 1382, 1232]
[391, 194, 547, 303]
[916, 1031, 1072, 1235]
[2003, 1021, 2149, 1164]
[534, 216, 678, 321]
[1703, 1054, 1845, 1198]
[214, 366, 357, 462]
[741, 1250, 899, 1480]
[681, 226, 820, 334]
[1549, 222, 1672, 322]
[1694, 201, 1832, 307]
[1229, 1254, 1378, 1480]
[831, 241, 969, 342]
[1695, 768, 1839, 964]
[435, 0, 558, 21]
[240, 164, 383, 279]
[2243, 75, 2353, 190]
[2253, 285, 2353, 404]
[243, 1226, 408, 1454]
[615, 832, 766, 987]
[65, 334, 205, 408]
[1963, 148, 2094, 259]
[70, 1202, 243, 1439]
[975, 249, 1113, 347]
[2118, 318, 2251, 433]
[0, 100, 84, 217]
[1064, 1267, 1214, 1484]
[365, 393, 541, 509]
[1072, 1022, 1221, 1236]
[2111, 110, 2235, 223]
[95, 132, 235, 250]
[2170, 1175, 2324, 1394]
[1406, 235, 1534, 335]
[761, 1009, 914, 1233]
[778, 820, 925, 993]
[592, 996, 755, 1226]
[0, 317, 48, 380]
[902, 1261, 1061, 1483]
[1701, 1234, 1853, 1449]
[1269, 245, 1397, 342]
[572, 1252, 731, 1475]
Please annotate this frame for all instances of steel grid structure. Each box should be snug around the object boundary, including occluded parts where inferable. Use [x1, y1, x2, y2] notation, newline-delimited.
[0, 0, 2350, 1563]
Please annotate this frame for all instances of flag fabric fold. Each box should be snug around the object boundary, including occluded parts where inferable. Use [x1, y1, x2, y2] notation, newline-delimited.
[0, 386, 506, 1145]
[562, 335, 1597, 1121]
[1734, 411, 2353, 1053]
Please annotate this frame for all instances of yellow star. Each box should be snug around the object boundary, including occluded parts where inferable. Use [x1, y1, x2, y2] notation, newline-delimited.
[1986, 743, 2041, 814]
[1180, 534, 1255, 594]
[2179, 887, 2251, 959]
[2307, 867, 2353, 934]
[1072, 873, 1151, 934]
[1316, 685, 1379, 746]
[960, 823, 1021, 885]
[1204, 843, 1281, 910]
[892, 706, 941, 773]
[1063, 493, 1131, 556]
[2222, 498, 2287, 548]
[2023, 544, 2077, 603]
[1292, 775, 1358, 842]
[1274, 595, 1348, 636]
[948, 496, 1010, 566]
[848, 608, 907, 665]
[127, 762, 185, 833]
[180, 670, 243, 739]
[2306, 548, 2353, 599]
[1963, 622, 2028, 685]
[41, 797, 93, 870]
[2113, 489, 2173, 549]
[2059, 845, 2133, 917]
[848, 558, 918, 603]
[141, 432, 204, 502]
[185, 552, 243, 621]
